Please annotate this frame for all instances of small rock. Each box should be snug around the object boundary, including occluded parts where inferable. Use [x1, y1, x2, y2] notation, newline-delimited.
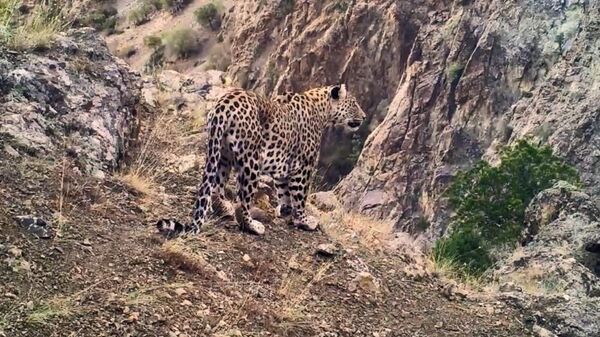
[15, 260, 31, 273]
[434, 322, 443, 329]
[349, 271, 380, 293]
[242, 254, 251, 262]
[181, 300, 193, 306]
[216, 270, 229, 281]
[92, 170, 106, 179]
[499, 282, 522, 293]
[127, 311, 140, 322]
[533, 324, 557, 337]
[288, 257, 301, 270]
[82, 239, 92, 246]
[16, 216, 53, 239]
[8, 247, 22, 257]
[174, 288, 187, 296]
[26, 301, 34, 310]
[4, 144, 19, 157]
[4, 293, 17, 299]
[309, 191, 339, 212]
[316, 243, 338, 257]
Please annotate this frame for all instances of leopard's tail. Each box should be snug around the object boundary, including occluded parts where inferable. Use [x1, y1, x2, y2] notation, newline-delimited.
[156, 104, 228, 236]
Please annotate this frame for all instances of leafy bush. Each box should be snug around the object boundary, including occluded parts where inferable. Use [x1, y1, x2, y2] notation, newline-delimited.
[447, 62, 464, 82]
[82, 7, 118, 33]
[194, 3, 220, 30]
[143, 34, 162, 48]
[434, 140, 580, 277]
[162, 28, 199, 59]
[128, 0, 158, 26]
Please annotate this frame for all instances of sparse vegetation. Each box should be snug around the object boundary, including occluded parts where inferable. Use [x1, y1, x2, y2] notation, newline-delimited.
[311, 204, 394, 251]
[162, 28, 199, 59]
[0, 0, 67, 50]
[276, 0, 295, 18]
[204, 44, 231, 71]
[82, 6, 118, 33]
[194, 2, 221, 30]
[332, 0, 350, 13]
[434, 140, 580, 278]
[447, 62, 464, 82]
[555, 6, 583, 51]
[128, 0, 158, 26]
[143, 34, 162, 48]
[27, 297, 73, 325]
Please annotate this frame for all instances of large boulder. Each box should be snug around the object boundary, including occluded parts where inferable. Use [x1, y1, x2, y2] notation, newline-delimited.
[493, 181, 600, 337]
[0, 28, 142, 175]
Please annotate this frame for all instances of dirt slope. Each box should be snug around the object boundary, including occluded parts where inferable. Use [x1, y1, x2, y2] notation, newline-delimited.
[0, 145, 534, 337]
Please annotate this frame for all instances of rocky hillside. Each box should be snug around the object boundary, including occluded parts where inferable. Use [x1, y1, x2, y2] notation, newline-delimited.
[0, 28, 537, 337]
[2, 0, 599, 336]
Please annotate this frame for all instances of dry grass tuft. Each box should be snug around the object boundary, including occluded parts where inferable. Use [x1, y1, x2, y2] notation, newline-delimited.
[116, 172, 158, 196]
[114, 94, 185, 201]
[312, 205, 394, 251]
[276, 262, 332, 324]
[26, 296, 73, 325]
[1, 0, 67, 50]
[160, 237, 224, 279]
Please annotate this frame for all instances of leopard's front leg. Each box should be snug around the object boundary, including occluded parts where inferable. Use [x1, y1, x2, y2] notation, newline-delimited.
[288, 169, 319, 231]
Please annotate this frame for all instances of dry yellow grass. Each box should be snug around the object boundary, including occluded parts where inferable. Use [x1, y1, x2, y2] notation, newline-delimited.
[160, 237, 226, 279]
[276, 261, 332, 323]
[116, 172, 158, 196]
[311, 205, 394, 251]
[2, 0, 67, 50]
[113, 90, 189, 201]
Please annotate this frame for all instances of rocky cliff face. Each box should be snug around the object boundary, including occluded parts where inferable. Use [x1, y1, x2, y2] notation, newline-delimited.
[337, 0, 600, 238]
[223, 0, 447, 185]
[0, 28, 142, 176]
[223, 0, 600, 239]
[494, 182, 600, 337]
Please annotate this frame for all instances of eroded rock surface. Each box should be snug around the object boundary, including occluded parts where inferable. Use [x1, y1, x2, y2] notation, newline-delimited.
[493, 182, 600, 337]
[0, 28, 141, 175]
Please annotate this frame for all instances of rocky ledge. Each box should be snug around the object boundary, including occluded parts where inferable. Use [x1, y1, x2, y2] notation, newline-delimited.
[493, 181, 600, 337]
[0, 28, 142, 177]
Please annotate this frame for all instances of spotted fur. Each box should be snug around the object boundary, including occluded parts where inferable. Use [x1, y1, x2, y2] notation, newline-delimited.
[156, 84, 365, 236]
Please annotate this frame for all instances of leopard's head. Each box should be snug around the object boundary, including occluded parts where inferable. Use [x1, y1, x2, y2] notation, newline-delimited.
[329, 84, 366, 132]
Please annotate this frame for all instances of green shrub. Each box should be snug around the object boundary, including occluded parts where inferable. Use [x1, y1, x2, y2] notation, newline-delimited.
[434, 140, 580, 277]
[332, 0, 349, 13]
[447, 62, 464, 82]
[128, 0, 158, 26]
[162, 28, 199, 59]
[194, 3, 220, 30]
[276, 0, 294, 18]
[82, 7, 118, 33]
[143, 34, 162, 48]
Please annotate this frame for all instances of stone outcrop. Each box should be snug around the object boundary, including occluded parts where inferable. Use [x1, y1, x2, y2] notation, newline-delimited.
[0, 28, 142, 176]
[335, 0, 600, 238]
[223, 0, 445, 185]
[221, 0, 600, 241]
[493, 182, 600, 337]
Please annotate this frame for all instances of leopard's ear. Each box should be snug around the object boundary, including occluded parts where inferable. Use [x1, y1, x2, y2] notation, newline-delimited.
[330, 84, 347, 100]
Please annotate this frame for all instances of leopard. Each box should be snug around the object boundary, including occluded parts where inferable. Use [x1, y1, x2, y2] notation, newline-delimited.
[156, 84, 366, 236]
